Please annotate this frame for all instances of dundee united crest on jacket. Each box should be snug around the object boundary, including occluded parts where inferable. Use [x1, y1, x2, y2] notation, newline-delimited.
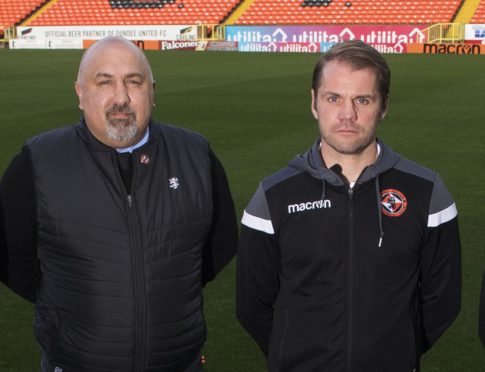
[380, 188, 407, 217]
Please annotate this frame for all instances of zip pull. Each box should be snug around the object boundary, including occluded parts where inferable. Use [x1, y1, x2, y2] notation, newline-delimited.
[348, 187, 353, 200]
[127, 195, 133, 208]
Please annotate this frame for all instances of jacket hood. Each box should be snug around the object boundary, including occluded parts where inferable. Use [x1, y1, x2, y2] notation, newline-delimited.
[288, 138, 401, 186]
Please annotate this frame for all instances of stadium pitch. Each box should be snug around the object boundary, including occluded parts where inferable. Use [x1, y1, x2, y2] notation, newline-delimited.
[0, 49, 484, 371]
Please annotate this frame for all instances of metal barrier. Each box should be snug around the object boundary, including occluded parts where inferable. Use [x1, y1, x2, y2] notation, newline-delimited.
[422, 23, 464, 43]
[197, 24, 226, 41]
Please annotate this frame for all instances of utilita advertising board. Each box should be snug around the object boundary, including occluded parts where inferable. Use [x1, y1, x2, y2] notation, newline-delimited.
[226, 25, 427, 54]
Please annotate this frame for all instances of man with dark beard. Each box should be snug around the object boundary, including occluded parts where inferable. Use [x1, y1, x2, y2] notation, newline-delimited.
[0, 37, 238, 372]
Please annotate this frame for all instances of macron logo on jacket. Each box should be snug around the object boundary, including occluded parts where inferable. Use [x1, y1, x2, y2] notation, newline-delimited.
[288, 199, 332, 214]
[242, 198, 333, 236]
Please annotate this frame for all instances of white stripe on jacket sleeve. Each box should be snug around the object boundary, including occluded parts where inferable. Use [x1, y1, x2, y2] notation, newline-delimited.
[241, 210, 275, 235]
[427, 203, 457, 227]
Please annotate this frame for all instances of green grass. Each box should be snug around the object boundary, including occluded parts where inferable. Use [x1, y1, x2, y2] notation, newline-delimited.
[0, 50, 484, 371]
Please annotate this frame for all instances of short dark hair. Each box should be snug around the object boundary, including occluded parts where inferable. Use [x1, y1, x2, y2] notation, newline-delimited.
[312, 40, 391, 109]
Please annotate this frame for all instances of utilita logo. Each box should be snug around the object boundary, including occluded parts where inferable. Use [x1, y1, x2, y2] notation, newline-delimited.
[288, 199, 332, 214]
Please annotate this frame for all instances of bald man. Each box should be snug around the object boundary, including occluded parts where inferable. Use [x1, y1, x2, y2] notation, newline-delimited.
[0, 37, 238, 372]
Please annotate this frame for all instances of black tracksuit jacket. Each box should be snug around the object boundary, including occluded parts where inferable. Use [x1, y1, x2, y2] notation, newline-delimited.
[237, 138, 461, 372]
[0, 120, 238, 372]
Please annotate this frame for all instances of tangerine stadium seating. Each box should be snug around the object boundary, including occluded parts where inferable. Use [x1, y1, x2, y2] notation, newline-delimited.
[0, 0, 45, 30]
[471, 0, 485, 23]
[2, 0, 480, 31]
[235, 0, 463, 25]
[27, 0, 241, 26]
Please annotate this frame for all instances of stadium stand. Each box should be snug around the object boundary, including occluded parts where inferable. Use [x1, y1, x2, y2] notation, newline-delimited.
[235, 0, 464, 25]
[2, 0, 483, 33]
[471, 0, 485, 22]
[0, 0, 46, 30]
[27, 0, 242, 26]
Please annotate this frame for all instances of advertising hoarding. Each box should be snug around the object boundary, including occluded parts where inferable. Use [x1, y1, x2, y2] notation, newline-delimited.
[407, 43, 485, 54]
[11, 25, 197, 49]
[465, 24, 485, 43]
[196, 41, 238, 51]
[226, 25, 426, 54]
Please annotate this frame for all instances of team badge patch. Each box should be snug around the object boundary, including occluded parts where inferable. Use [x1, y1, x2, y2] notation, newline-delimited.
[380, 189, 407, 217]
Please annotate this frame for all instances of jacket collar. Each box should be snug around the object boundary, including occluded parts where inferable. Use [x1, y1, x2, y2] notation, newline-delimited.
[75, 118, 158, 153]
[288, 137, 401, 186]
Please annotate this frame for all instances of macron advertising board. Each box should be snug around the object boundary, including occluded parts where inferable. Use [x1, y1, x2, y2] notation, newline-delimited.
[407, 43, 485, 55]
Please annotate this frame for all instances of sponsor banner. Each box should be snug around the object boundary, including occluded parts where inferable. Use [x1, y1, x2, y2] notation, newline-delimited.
[15, 25, 197, 42]
[407, 43, 485, 55]
[465, 24, 485, 42]
[226, 25, 426, 54]
[320, 42, 334, 52]
[49, 39, 84, 49]
[236, 40, 407, 54]
[196, 40, 238, 51]
[11, 38, 84, 49]
[238, 41, 320, 53]
[83, 39, 160, 50]
[9, 38, 46, 49]
[161, 40, 197, 50]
